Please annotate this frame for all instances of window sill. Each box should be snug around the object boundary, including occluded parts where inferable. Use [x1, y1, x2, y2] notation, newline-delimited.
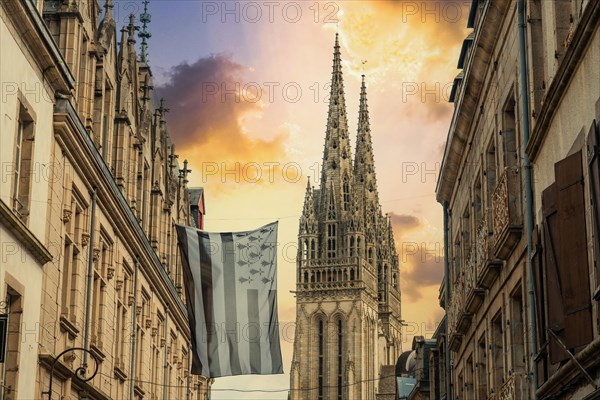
[59, 314, 79, 339]
[0, 199, 52, 264]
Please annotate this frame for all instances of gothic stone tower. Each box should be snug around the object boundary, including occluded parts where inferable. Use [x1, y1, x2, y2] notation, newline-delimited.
[290, 35, 402, 400]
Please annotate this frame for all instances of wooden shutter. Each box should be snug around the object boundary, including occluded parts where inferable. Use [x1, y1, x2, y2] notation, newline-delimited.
[531, 224, 548, 384]
[555, 150, 593, 350]
[531, 225, 545, 347]
[587, 120, 600, 297]
[541, 183, 569, 363]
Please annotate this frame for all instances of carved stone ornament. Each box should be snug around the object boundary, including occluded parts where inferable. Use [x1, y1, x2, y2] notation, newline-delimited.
[81, 233, 90, 247]
[62, 208, 73, 223]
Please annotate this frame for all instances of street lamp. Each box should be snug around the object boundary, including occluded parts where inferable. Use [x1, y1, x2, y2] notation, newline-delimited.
[41, 347, 99, 400]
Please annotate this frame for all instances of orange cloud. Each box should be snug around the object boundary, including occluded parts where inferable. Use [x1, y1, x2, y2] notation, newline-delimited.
[157, 54, 292, 194]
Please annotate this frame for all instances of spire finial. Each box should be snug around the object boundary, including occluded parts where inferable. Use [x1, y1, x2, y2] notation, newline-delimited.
[139, 0, 152, 63]
[104, 0, 113, 17]
[127, 14, 138, 45]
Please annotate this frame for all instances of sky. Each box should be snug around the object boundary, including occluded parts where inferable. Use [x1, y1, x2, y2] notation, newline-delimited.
[116, 1, 470, 398]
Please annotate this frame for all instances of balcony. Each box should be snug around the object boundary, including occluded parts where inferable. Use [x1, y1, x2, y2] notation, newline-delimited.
[475, 217, 503, 289]
[464, 238, 485, 314]
[491, 373, 527, 400]
[492, 166, 523, 259]
[447, 272, 466, 351]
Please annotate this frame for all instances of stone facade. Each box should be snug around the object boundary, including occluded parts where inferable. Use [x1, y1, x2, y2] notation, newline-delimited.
[290, 35, 402, 400]
[437, 0, 600, 399]
[0, 0, 210, 399]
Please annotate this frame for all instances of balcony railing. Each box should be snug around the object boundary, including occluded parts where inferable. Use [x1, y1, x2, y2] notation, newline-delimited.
[297, 257, 377, 294]
[476, 216, 503, 289]
[447, 272, 465, 350]
[499, 373, 526, 400]
[492, 166, 523, 259]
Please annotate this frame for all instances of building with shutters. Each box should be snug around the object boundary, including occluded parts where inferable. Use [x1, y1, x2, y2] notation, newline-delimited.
[0, 0, 211, 398]
[289, 34, 403, 400]
[436, 0, 600, 399]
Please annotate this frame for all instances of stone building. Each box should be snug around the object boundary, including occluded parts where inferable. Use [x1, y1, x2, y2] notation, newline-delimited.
[437, 0, 600, 399]
[289, 34, 403, 400]
[0, 0, 211, 398]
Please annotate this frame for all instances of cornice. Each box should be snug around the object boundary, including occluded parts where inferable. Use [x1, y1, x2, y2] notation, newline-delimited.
[52, 98, 189, 335]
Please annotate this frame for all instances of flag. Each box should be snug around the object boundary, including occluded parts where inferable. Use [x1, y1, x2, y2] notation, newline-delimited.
[175, 221, 283, 378]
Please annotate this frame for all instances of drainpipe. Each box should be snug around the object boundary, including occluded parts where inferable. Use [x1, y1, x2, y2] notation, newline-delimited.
[163, 305, 170, 400]
[443, 202, 452, 400]
[517, 0, 539, 397]
[129, 258, 139, 400]
[83, 188, 97, 368]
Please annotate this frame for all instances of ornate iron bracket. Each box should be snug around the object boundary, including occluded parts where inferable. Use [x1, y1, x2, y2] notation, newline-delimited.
[42, 347, 99, 400]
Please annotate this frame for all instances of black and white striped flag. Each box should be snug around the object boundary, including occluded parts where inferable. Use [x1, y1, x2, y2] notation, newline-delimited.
[175, 222, 283, 378]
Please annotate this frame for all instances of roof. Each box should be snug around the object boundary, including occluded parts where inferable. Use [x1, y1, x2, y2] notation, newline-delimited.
[397, 377, 417, 399]
[189, 187, 204, 206]
[396, 351, 417, 376]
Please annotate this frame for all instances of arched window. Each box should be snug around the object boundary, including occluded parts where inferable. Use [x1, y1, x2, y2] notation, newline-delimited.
[343, 176, 350, 211]
[318, 319, 324, 400]
[310, 239, 316, 259]
[303, 239, 309, 260]
[337, 318, 343, 400]
[349, 237, 355, 256]
[357, 237, 362, 256]
[327, 224, 337, 259]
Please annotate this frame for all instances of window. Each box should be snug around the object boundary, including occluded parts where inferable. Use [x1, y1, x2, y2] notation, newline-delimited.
[151, 315, 163, 391]
[1, 289, 22, 399]
[465, 355, 474, 399]
[91, 232, 111, 349]
[318, 319, 324, 400]
[327, 224, 337, 259]
[501, 95, 518, 169]
[462, 205, 471, 258]
[510, 285, 526, 374]
[114, 261, 132, 372]
[491, 312, 504, 393]
[12, 103, 35, 223]
[302, 239, 309, 261]
[477, 334, 488, 399]
[310, 239, 316, 259]
[486, 139, 497, 208]
[337, 319, 343, 400]
[343, 176, 350, 211]
[474, 174, 482, 227]
[61, 189, 86, 323]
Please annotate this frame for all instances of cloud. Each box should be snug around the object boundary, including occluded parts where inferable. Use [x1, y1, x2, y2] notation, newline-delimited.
[389, 212, 421, 231]
[401, 253, 444, 301]
[389, 213, 444, 301]
[156, 54, 292, 193]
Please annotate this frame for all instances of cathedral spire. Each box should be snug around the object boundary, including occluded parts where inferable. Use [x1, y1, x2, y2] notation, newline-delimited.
[319, 34, 353, 214]
[354, 75, 379, 204]
[139, 0, 151, 63]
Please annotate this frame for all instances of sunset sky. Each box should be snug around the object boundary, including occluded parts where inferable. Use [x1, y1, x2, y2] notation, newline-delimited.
[127, 1, 470, 397]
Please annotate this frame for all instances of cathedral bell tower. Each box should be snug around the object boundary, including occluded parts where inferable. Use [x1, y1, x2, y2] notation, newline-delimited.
[290, 34, 402, 400]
